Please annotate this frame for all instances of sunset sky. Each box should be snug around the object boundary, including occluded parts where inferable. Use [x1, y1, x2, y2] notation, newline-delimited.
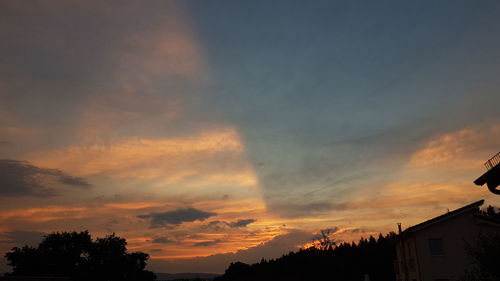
[1, 0, 500, 274]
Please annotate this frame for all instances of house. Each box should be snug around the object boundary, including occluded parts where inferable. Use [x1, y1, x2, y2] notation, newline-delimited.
[394, 200, 500, 281]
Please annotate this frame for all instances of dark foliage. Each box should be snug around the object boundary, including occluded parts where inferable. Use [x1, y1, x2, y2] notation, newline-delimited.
[459, 206, 500, 281]
[215, 232, 397, 281]
[4, 231, 156, 281]
[459, 233, 500, 281]
[479, 205, 500, 222]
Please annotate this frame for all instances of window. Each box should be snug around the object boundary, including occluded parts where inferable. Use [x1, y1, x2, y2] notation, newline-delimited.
[429, 238, 444, 256]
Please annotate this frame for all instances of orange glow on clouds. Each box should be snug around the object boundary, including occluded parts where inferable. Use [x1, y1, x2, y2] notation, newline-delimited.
[27, 128, 258, 189]
[410, 125, 500, 167]
[0, 206, 88, 223]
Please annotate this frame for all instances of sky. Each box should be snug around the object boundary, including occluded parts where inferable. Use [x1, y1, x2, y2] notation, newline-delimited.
[1, 0, 500, 274]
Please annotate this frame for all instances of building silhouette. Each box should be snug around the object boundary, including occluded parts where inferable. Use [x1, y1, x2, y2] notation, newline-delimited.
[394, 200, 500, 281]
[474, 152, 500, 195]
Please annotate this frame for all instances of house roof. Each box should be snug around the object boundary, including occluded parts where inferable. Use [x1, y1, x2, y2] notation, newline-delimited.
[402, 200, 484, 234]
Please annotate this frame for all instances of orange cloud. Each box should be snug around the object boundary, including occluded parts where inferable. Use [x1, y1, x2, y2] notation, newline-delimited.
[26, 128, 258, 189]
[143, 227, 295, 260]
[104, 202, 168, 210]
[409, 124, 500, 167]
[0, 206, 88, 223]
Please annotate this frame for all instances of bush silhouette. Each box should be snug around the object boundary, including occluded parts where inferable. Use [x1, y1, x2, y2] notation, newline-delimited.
[4, 231, 155, 281]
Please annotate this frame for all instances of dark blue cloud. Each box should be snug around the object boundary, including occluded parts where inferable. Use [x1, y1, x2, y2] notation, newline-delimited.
[0, 159, 90, 197]
[193, 239, 222, 247]
[206, 219, 256, 230]
[138, 208, 217, 227]
[228, 219, 256, 228]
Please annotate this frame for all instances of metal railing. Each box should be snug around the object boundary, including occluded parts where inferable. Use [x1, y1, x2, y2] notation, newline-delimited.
[485, 152, 500, 170]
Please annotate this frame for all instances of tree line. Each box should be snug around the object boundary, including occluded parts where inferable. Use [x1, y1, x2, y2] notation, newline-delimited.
[215, 232, 398, 281]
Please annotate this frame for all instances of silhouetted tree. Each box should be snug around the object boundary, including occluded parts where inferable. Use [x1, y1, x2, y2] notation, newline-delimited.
[4, 231, 155, 281]
[222, 262, 253, 280]
[313, 229, 336, 251]
[459, 233, 500, 281]
[480, 205, 500, 222]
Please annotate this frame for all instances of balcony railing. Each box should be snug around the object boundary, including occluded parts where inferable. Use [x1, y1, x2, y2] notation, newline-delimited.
[485, 152, 500, 170]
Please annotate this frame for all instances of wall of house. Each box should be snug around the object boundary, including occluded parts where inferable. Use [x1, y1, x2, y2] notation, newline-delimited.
[413, 209, 500, 281]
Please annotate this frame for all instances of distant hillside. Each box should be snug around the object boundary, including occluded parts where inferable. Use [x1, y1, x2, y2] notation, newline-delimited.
[155, 272, 220, 281]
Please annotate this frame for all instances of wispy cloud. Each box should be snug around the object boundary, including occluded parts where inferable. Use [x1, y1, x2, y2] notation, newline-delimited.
[409, 124, 500, 167]
[26, 129, 258, 190]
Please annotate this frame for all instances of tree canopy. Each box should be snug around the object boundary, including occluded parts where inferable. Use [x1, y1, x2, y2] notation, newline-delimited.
[4, 231, 156, 281]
